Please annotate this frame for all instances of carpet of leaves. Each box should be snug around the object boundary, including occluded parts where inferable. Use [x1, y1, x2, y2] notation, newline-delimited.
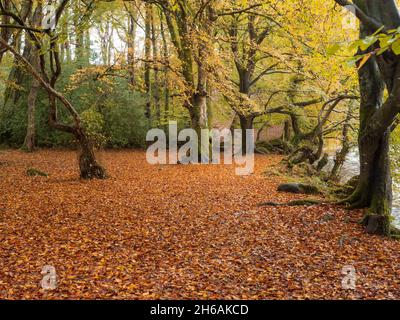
[0, 149, 399, 300]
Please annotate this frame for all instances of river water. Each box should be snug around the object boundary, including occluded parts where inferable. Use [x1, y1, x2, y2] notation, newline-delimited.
[327, 148, 400, 227]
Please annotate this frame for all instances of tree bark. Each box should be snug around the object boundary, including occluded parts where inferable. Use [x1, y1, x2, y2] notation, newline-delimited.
[188, 93, 208, 133]
[23, 74, 39, 152]
[74, 13, 84, 65]
[283, 120, 291, 142]
[77, 130, 106, 179]
[160, 14, 170, 122]
[22, 2, 43, 152]
[126, 5, 137, 87]
[151, 8, 161, 124]
[239, 115, 254, 155]
[339, 0, 400, 235]
[144, 2, 152, 123]
[0, 0, 11, 64]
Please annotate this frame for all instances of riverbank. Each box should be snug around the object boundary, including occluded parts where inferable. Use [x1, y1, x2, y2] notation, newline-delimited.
[0, 149, 399, 299]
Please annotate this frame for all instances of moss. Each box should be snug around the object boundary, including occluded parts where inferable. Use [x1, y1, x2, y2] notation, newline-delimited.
[362, 212, 392, 236]
[26, 168, 48, 177]
[258, 199, 323, 207]
[255, 146, 270, 155]
[277, 183, 320, 195]
[390, 226, 400, 240]
[321, 214, 335, 222]
[255, 140, 292, 155]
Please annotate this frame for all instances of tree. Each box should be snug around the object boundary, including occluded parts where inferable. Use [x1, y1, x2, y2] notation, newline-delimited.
[334, 0, 400, 236]
[329, 102, 358, 180]
[23, 2, 42, 152]
[285, 94, 358, 167]
[145, 0, 211, 136]
[0, 0, 11, 64]
[223, 7, 288, 151]
[0, 0, 106, 179]
[144, 2, 152, 122]
[124, 1, 138, 87]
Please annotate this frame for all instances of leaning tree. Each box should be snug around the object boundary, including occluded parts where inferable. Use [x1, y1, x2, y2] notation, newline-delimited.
[0, 0, 106, 179]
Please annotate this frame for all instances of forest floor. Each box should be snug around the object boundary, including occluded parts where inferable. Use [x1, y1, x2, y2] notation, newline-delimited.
[0, 149, 399, 300]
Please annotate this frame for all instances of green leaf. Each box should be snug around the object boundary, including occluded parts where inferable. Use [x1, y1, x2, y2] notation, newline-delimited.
[372, 26, 385, 36]
[326, 43, 341, 55]
[359, 36, 378, 51]
[391, 39, 400, 55]
[347, 55, 363, 68]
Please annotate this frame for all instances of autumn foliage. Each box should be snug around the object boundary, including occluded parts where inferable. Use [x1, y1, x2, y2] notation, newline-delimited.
[0, 150, 399, 299]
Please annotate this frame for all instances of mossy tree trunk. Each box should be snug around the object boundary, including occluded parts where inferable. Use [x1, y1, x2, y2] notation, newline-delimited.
[144, 2, 152, 123]
[228, 15, 267, 155]
[23, 2, 42, 152]
[151, 7, 161, 124]
[0, 0, 11, 64]
[335, 0, 400, 235]
[77, 129, 107, 179]
[160, 13, 170, 123]
[159, 0, 211, 159]
[126, 6, 137, 87]
[23, 75, 39, 152]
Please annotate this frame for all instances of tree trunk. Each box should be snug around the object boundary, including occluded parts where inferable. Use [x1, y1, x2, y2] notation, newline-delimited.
[283, 120, 291, 142]
[22, 3, 43, 152]
[77, 130, 107, 179]
[236, 67, 255, 156]
[144, 3, 152, 124]
[63, 9, 71, 63]
[187, 92, 208, 161]
[85, 28, 91, 65]
[342, 0, 399, 235]
[160, 14, 170, 121]
[151, 10, 161, 124]
[74, 24, 84, 65]
[342, 55, 385, 206]
[126, 8, 137, 87]
[289, 113, 303, 140]
[189, 93, 208, 132]
[363, 130, 392, 235]
[0, 0, 11, 64]
[23, 76, 39, 152]
[239, 115, 254, 155]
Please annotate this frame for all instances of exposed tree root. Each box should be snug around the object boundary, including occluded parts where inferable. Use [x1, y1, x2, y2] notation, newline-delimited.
[258, 199, 326, 207]
[336, 188, 371, 209]
[347, 200, 370, 210]
[336, 191, 361, 206]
